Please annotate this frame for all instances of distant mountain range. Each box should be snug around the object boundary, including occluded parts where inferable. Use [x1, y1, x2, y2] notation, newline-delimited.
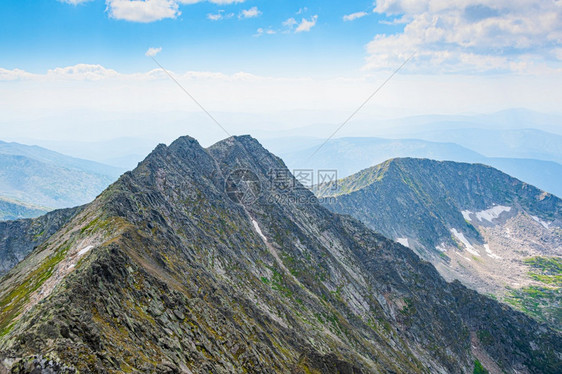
[0, 197, 48, 221]
[412, 128, 562, 164]
[0, 141, 124, 216]
[267, 136, 562, 197]
[316, 158, 562, 329]
[26, 137, 159, 170]
[0, 136, 559, 373]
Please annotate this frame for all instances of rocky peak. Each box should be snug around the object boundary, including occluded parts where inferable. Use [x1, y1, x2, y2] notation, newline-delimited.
[0, 138, 560, 373]
[209, 135, 285, 174]
[317, 157, 562, 330]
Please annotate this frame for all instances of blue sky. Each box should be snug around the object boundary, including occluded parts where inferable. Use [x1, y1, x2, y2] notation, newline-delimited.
[0, 0, 400, 76]
[1, 0, 561, 145]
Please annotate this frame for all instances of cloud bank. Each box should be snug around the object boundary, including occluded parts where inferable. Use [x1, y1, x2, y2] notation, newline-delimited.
[367, 0, 562, 73]
[145, 47, 162, 57]
[282, 15, 318, 33]
[104, 0, 245, 22]
[239, 6, 261, 19]
[296, 15, 318, 33]
[343, 12, 367, 22]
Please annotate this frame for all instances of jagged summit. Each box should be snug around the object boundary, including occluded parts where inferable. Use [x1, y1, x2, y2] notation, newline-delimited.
[217, 134, 261, 145]
[209, 135, 281, 166]
[0, 136, 560, 373]
[134, 135, 274, 178]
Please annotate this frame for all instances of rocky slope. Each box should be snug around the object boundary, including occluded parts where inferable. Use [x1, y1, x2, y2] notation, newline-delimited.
[0, 137, 560, 373]
[316, 158, 562, 329]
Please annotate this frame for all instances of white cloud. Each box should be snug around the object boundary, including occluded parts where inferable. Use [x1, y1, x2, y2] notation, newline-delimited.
[295, 15, 318, 33]
[104, 0, 245, 22]
[343, 11, 367, 22]
[207, 12, 223, 21]
[145, 47, 162, 57]
[555, 48, 562, 61]
[46, 64, 121, 80]
[207, 10, 234, 21]
[262, 11, 318, 36]
[281, 15, 318, 33]
[59, 0, 92, 4]
[0, 68, 36, 81]
[106, 0, 180, 23]
[239, 6, 261, 19]
[0, 64, 265, 82]
[178, 0, 244, 3]
[367, 0, 562, 72]
[282, 17, 297, 28]
[3, 64, 562, 144]
[255, 27, 276, 37]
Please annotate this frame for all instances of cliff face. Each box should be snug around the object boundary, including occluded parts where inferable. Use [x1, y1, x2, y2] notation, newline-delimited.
[316, 158, 562, 330]
[0, 137, 560, 373]
[0, 206, 82, 275]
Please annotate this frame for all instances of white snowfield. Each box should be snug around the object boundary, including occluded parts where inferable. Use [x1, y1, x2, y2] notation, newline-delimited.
[396, 238, 409, 248]
[531, 215, 551, 229]
[462, 205, 511, 224]
[77, 245, 94, 256]
[484, 244, 502, 259]
[451, 228, 480, 256]
[252, 219, 268, 243]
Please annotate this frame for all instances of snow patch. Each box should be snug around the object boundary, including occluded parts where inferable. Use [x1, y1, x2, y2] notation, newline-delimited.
[461, 210, 473, 221]
[451, 228, 480, 257]
[462, 206, 511, 223]
[473, 206, 511, 223]
[435, 244, 447, 252]
[77, 245, 93, 256]
[396, 238, 409, 247]
[531, 215, 551, 229]
[252, 220, 268, 243]
[484, 244, 502, 259]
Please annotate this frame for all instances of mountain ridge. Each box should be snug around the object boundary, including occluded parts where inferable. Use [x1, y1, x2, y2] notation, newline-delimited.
[411, 128, 562, 164]
[0, 136, 560, 373]
[0, 140, 124, 211]
[271, 136, 562, 197]
[316, 157, 562, 329]
[0, 197, 48, 221]
[0, 141, 123, 177]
